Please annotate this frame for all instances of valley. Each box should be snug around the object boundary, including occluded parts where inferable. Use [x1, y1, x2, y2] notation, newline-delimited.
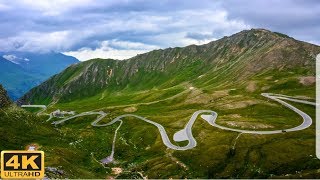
[23, 93, 315, 157]
[18, 88, 319, 178]
[0, 52, 79, 100]
[1, 29, 319, 178]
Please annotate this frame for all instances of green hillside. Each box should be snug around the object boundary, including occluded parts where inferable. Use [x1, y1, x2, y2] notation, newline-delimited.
[8, 29, 320, 178]
[0, 84, 11, 108]
[20, 29, 318, 105]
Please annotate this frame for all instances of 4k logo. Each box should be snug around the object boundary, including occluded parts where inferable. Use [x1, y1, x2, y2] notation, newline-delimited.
[1, 151, 44, 179]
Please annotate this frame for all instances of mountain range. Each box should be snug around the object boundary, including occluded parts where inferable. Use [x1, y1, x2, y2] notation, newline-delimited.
[20, 29, 318, 105]
[0, 52, 79, 100]
[5, 29, 320, 178]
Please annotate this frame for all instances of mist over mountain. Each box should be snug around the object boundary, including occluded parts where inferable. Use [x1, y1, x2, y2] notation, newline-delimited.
[0, 52, 79, 100]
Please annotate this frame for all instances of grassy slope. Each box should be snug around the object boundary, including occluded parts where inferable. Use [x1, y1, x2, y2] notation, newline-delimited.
[6, 29, 320, 178]
[16, 80, 318, 178]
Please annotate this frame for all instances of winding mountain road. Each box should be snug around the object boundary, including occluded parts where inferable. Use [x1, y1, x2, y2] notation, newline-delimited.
[22, 93, 316, 162]
[205, 93, 314, 135]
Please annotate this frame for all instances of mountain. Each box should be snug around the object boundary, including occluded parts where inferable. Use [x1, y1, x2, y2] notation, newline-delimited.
[0, 57, 40, 100]
[0, 52, 79, 100]
[16, 29, 320, 178]
[0, 84, 11, 108]
[20, 29, 319, 105]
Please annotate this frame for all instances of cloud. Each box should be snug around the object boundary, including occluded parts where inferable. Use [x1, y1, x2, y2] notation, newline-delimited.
[17, 0, 96, 16]
[186, 32, 214, 41]
[63, 40, 160, 61]
[64, 8, 249, 60]
[0, 3, 10, 11]
[219, 0, 320, 45]
[0, 31, 76, 52]
[0, 0, 318, 61]
[0, 1, 250, 60]
[103, 40, 159, 50]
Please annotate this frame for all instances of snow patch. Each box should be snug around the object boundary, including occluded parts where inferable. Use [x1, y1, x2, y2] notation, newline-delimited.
[3, 54, 19, 64]
[2, 54, 31, 64]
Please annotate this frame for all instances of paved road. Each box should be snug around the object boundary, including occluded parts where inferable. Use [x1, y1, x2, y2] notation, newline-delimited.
[203, 93, 314, 135]
[23, 93, 315, 163]
[21, 104, 53, 120]
[100, 120, 123, 164]
[47, 93, 315, 151]
[52, 110, 216, 150]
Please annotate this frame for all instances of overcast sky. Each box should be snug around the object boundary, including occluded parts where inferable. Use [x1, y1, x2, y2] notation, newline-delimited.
[0, 0, 319, 61]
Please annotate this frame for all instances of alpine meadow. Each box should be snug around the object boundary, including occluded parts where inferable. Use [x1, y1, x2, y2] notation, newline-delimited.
[0, 29, 318, 178]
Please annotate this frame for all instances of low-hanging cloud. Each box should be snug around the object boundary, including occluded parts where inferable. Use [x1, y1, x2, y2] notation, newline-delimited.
[64, 39, 159, 61]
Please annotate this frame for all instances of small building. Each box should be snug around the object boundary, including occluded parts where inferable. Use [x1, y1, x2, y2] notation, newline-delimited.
[52, 109, 63, 117]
